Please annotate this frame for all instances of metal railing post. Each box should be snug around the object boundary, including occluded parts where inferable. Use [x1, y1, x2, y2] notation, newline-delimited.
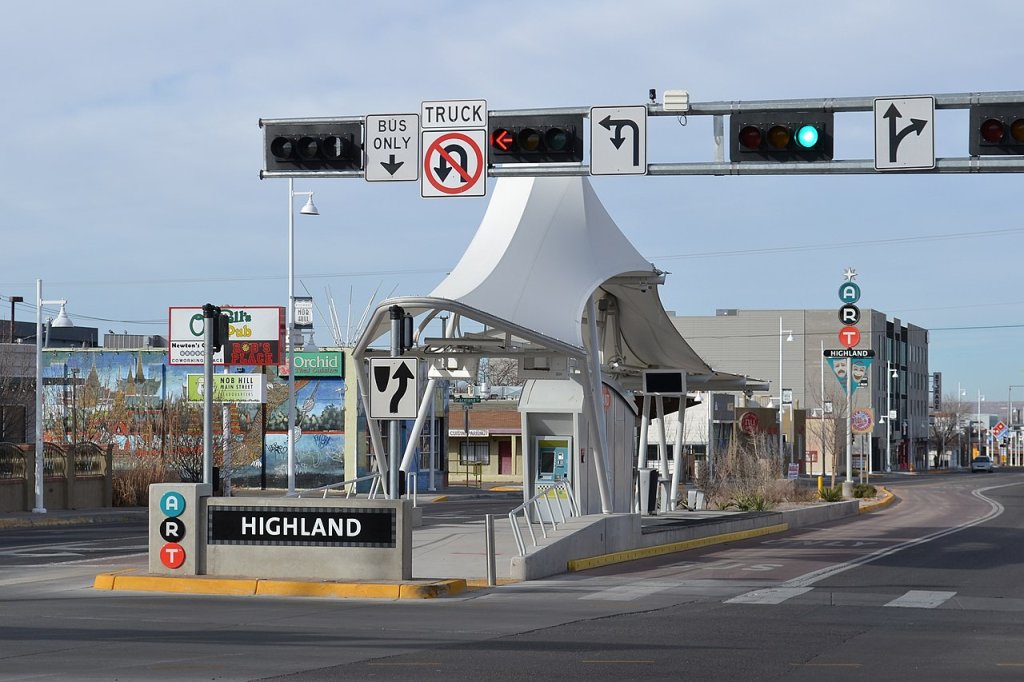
[485, 514, 496, 587]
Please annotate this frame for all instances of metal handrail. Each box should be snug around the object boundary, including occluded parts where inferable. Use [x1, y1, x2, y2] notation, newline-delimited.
[507, 479, 580, 556]
[405, 471, 418, 508]
[289, 473, 382, 499]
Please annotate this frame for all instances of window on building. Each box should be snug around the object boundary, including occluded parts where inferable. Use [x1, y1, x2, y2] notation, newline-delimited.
[0, 405, 25, 443]
[459, 441, 490, 465]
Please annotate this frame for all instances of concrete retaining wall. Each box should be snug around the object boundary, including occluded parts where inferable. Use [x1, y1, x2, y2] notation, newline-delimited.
[510, 500, 860, 581]
[148, 484, 413, 582]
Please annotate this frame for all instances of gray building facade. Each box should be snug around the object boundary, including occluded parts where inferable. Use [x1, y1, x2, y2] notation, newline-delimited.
[670, 309, 930, 471]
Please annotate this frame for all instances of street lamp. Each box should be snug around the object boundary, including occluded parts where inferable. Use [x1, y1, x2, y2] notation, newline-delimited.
[957, 382, 968, 467]
[1008, 385, 1024, 466]
[977, 389, 986, 458]
[286, 179, 319, 495]
[33, 280, 70, 514]
[884, 362, 898, 472]
[778, 316, 794, 466]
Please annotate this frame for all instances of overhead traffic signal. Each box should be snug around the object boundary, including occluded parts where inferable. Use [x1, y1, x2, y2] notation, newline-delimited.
[262, 122, 363, 173]
[489, 114, 584, 163]
[729, 111, 834, 162]
[969, 104, 1024, 155]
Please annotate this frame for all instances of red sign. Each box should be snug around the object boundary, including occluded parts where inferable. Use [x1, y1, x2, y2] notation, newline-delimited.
[739, 411, 760, 434]
[227, 340, 280, 366]
[839, 326, 861, 348]
[423, 131, 484, 195]
[159, 542, 186, 569]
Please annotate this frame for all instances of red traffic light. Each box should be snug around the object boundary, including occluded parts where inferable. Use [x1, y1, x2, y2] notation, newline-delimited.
[488, 115, 583, 163]
[980, 118, 1005, 143]
[969, 105, 1024, 155]
[738, 125, 762, 149]
[491, 128, 514, 152]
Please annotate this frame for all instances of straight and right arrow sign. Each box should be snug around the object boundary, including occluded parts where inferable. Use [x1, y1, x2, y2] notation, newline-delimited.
[874, 96, 935, 171]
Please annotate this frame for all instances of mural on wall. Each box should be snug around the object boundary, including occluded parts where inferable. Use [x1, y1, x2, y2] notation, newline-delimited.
[40, 349, 345, 487]
[264, 378, 346, 484]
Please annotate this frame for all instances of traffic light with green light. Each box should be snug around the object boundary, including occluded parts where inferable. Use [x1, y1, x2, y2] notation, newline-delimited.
[969, 104, 1024, 155]
[489, 114, 584, 163]
[263, 122, 363, 173]
[729, 111, 834, 162]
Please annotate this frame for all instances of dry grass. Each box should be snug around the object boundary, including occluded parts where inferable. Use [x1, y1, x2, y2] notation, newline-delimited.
[112, 456, 166, 507]
[696, 434, 814, 510]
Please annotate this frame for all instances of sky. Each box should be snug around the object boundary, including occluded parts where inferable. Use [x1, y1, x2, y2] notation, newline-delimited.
[1, 0, 1022, 402]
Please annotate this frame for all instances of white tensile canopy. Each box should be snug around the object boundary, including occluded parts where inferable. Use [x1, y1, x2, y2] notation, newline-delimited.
[352, 176, 766, 511]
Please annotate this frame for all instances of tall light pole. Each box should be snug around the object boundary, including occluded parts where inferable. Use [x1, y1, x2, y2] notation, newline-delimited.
[956, 383, 967, 467]
[977, 389, 985, 458]
[286, 179, 319, 495]
[34, 280, 70, 514]
[778, 316, 793, 466]
[1010, 385, 1024, 466]
[885, 361, 898, 472]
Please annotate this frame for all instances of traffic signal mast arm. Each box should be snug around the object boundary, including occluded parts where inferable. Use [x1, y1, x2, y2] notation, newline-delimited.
[260, 91, 1024, 179]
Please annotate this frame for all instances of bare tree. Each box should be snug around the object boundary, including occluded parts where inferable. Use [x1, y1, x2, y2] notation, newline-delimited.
[0, 344, 35, 443]
[483, 357, 523, 387]
[805, 380, 850, 486]
[931, 393, 973, 467]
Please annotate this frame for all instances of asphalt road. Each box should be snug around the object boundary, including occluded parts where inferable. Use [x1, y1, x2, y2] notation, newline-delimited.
[2, 473, 1023, 681]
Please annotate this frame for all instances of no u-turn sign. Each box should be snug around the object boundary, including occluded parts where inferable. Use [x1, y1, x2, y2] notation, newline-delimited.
[421, 130, 487, 198]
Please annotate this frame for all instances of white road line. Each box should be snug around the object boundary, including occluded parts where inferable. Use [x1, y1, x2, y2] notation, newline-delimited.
[885, 590, 957, 609]
[724, 587, 813, 605]
[579, 581, 678, 601]
[781, 482, 1019, 589]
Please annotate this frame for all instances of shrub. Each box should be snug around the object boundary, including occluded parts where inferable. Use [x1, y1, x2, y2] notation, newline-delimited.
[852, 483, 877, 499]
[819, 486, 844, 502]
[112, 457, 166, 507]
[727, 492, 773, 511]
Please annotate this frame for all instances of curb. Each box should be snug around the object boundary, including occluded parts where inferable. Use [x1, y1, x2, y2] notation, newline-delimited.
[0, 511, 146, 530]
[858, 486, 896, 513]
[567, 523, 790, 572]
[93, 572, 467, 600]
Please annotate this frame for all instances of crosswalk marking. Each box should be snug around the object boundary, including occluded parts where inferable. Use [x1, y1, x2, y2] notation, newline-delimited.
[884, 590, 957, 609]
[724, 587, 959, 608]
[579, 581, 677, 601]
[725, 587, 813, 604]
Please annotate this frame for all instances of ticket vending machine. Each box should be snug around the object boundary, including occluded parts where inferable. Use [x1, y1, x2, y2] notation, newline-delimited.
[536, 437, 572, 483]
[532, 436, 573, 522]
[519, 376, 637, 515]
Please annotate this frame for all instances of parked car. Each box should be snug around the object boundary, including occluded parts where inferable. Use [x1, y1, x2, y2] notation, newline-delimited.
[971, 456, 994, 473]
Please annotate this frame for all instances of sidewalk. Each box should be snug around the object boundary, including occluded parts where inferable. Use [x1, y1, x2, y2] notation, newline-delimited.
[0, 506, 146, 530]
[11, 483, 895, 598]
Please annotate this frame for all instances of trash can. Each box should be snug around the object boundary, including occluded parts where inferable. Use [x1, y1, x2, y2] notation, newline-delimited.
[638, 468, 659, 515]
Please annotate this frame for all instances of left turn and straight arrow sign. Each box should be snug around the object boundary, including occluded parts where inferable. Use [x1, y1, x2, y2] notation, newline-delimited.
[365, 114, 419, 182]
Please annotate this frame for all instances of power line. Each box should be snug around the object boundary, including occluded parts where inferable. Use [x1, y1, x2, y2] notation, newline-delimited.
[650, 227, 1024, 261]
